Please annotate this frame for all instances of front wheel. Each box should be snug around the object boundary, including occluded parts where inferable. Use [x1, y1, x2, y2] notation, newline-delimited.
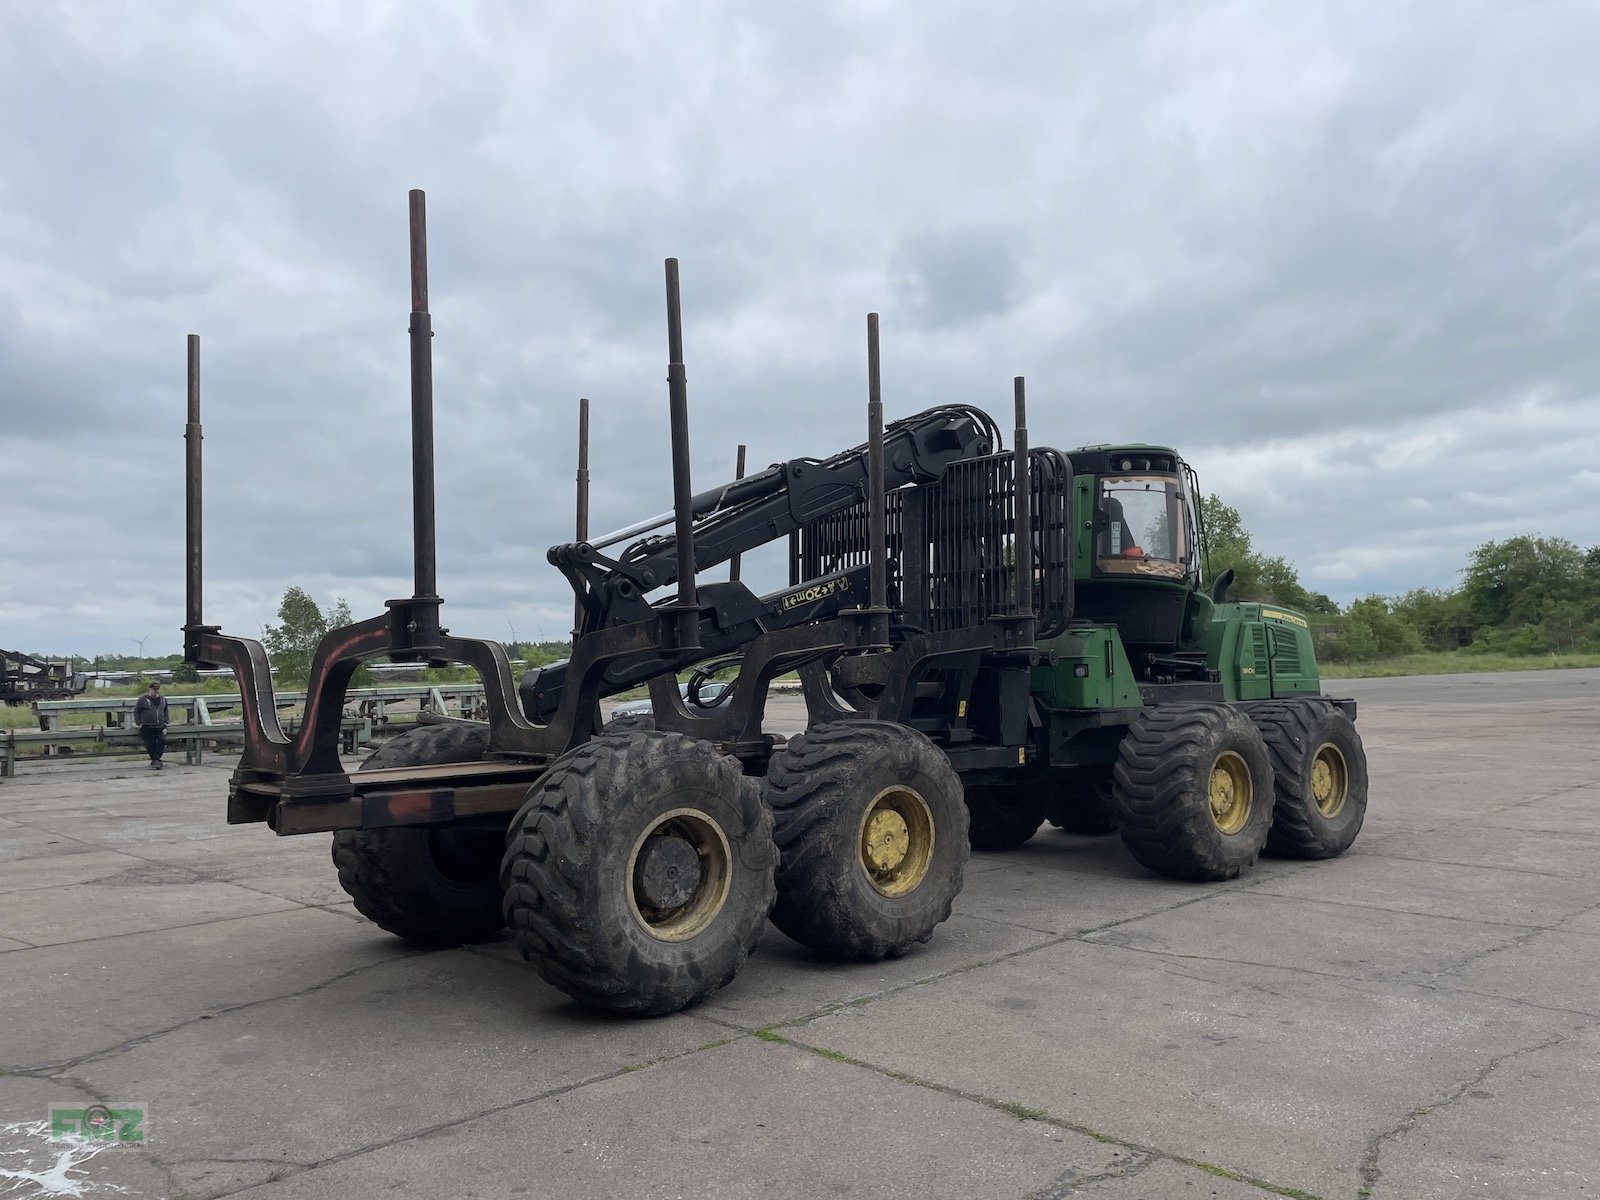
[501, 729, 777, 1016]
[764, 721, 968, 959]
[1112, 705, 1274, 881]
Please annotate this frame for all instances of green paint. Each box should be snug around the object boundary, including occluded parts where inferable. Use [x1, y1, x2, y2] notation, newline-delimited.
[1204, 602, 1322, 698]
[1031, 626, 1141, 710]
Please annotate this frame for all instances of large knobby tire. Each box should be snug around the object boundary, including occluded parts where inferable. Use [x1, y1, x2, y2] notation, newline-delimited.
[332, 723, 507, 946]
[764, 721, 968, 959]
[965, 784, 1046, 852]
[605, 711, 657, 733]
[501, 729, 777, 1016]
[1251, 701, 1369, 859]
[1111, 705, 1275, 881]
[1044, 778, 1120, 836]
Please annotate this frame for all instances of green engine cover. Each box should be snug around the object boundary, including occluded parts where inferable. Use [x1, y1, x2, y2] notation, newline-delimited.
[1204, 603, 1322, 699]
[1031, 626, 1142, 710]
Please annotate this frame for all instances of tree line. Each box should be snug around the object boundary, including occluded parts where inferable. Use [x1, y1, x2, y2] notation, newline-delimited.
[1200, 496, 1599, 663]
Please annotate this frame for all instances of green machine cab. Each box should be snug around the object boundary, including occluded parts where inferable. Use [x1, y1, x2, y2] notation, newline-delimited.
[962, 442, 1367, 878]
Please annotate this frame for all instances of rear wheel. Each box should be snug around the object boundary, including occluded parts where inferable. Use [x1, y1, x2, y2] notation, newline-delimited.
[501, 729, 776, 1015]
[764, 721, 968, 959]
[1251, 701, 1369, 859]
[332, 723, 506, 946]
[1111, 705, 1274, 881]
[965, 784, 1046, 851]
[1044, 778, 1119, 835]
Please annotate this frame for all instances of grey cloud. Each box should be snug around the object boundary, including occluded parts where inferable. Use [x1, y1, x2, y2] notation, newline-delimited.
[4, 1, 1599, 652]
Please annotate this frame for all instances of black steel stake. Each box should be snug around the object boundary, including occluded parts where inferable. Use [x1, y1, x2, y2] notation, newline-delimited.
[664, 259, 699, 647]
[574, 396, 590, 637]
[729, 443, 747, 583]
[408, 190, 440, 621]
[1013, 376, 1033, 615]
[184, 334, 203, 634]
[865, 313, 890, 644]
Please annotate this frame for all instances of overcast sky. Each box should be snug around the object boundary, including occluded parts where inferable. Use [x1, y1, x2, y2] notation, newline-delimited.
[3, 0, 1598, 659]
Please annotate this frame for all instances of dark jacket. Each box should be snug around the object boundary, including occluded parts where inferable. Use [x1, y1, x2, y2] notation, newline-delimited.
[134, 694, 169, 728]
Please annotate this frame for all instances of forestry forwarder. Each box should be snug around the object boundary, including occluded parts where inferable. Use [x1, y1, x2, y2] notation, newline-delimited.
[181, 192, 1364, 1016]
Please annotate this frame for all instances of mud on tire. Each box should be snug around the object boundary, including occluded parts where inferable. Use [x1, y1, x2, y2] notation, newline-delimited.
[332, 723, 507, 946]
[1111, 704, 1274, 882]
[1250, 701, 1369, 859]
[501, 729, 777, 1016]
[764, 721, 968, 959]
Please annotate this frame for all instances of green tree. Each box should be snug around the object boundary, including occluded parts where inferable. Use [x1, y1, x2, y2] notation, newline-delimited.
[1256, 555, 1339, 615]
[1391, 588, 1470, 651]
[261, 588, 356, 685]
[1540, 600, 1587, 652]
[1198, 494, 1260, 598]
[1316, 613, 1378, 663]
[1197, 493, 1332, 611]
[1461, 536, 1586, 632]
[1346, 596, 1424, 658]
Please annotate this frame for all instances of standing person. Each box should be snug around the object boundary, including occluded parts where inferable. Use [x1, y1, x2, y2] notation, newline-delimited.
[134, 681, 169, 769]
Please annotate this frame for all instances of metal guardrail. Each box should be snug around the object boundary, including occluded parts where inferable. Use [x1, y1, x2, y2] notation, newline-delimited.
[32, 683, 488, 731]
[1, 716, 372, 778]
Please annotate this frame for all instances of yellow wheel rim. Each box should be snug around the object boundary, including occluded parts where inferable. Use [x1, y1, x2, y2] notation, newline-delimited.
[1208, 751, 1252, 835]
[858, 786, 935, 897]
[1309, 743, 1349, 818]
[625, 807, 733, 943]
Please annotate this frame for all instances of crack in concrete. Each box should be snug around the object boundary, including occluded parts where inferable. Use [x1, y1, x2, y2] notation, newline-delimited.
[1422, 921, 1551, 980]
[1065, 940, 1600, 1022]
[30, 1070, 194, 1199]
[740, 1030, 1327, 1200]
[1356, 1028, 1577, 1198]
[0, 898, 358, 956]
[6, 950, 425, 1075]
[184, 1035, 735, 1198]
[1483, 779, 1600, 814]
[1354, 847, 1592, 882]
[1022, 1148, 1157, 1198]
[1238, 885, 1593, 935]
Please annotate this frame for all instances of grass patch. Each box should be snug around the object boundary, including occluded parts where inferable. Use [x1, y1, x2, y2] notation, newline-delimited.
[751, 1027, 857, 1066]
[996, 1100, 1047, 1121]
[1321, 651, 1600, 679]
[806, 1046, 858, 1066]
[1187, 1160, 1322, 1200]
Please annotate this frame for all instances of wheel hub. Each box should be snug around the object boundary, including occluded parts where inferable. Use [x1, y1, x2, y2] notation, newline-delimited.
[863, 809, 911, 873]
[626, 809, 733, 943]
[634, 835, 703, 910]
[1207, 751, 1252, 835]
[1310, 743, 1349, 817]
[857, 787, 935, 898]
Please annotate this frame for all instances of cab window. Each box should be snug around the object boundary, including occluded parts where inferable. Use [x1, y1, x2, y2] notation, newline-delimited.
[1096, 475, 1189, 579]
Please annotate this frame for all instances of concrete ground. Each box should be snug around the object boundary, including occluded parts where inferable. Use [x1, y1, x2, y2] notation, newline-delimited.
[1, 669, 1596, 1200]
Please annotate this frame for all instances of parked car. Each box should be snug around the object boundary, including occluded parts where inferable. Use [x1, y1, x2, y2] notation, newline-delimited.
[609, 679, 730, 719]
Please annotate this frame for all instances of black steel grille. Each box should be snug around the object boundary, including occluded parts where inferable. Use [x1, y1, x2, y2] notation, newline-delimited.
[790, 449, 1071, 637]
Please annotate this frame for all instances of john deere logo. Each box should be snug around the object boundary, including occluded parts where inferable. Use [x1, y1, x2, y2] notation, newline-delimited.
[780, 578, 847, 611]
[1261, 608, 1309, 629]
